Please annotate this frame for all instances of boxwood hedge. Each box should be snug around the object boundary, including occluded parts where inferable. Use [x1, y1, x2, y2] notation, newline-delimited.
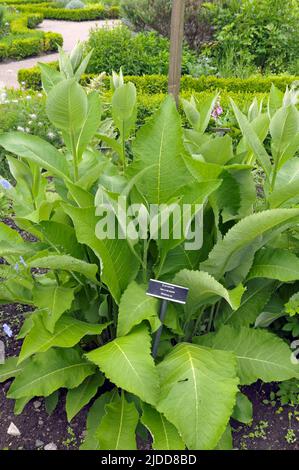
[18, 65, 299, 94]
[1, 2, 120, 21]
[0, 14, 63, 60]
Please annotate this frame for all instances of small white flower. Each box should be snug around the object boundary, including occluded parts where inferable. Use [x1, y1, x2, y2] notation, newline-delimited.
[17, 126, 25, 132]
[3, 324, 13, 338]
[38, 122, 43, 127]
[26, 95, 32, 100]
[47, 132, 55, 139]
[25, 127, 30, 133]
[37, 93, 43, 98]
[29, 113, 37, 119]
[28, 120, 32, 125]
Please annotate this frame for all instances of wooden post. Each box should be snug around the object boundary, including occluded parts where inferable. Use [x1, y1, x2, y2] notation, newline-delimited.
[168, 0, 186, 106]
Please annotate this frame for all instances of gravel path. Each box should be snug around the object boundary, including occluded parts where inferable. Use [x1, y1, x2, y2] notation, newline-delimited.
[0, 19, 120, 88]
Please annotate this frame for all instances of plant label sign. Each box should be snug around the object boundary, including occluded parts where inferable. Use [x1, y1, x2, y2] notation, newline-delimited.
[147, 279, 189, 305]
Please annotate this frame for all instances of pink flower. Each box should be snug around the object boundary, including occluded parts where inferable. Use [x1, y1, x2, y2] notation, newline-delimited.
[211, 102, 223, 120]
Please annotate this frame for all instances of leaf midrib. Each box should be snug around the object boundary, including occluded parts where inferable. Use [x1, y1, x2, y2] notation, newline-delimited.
[156, 124, 166, 205]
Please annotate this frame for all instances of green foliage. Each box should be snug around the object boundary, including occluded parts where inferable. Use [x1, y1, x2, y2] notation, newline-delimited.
[120, 0, 214, 50]
[276, 379, 299, 406]
[204, 0, 299, 74]
[12, 2, 120, 21]
[0, 48, 299, 450]
[18, 65, 299, 93]
[85, 26, 197, 76]
[0, 11, 62, 61]
[141, 403, 185, 450]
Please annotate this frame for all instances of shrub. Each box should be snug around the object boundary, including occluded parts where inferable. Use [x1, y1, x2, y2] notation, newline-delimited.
[0, 12, 63, 60]
[18, 64, 299, 94]
[121, 0, 214, 49]
[26, 13, 44, 29]
[85, 25, 197, 76]
[12, 3, 120, 21]
[9, 36, 43, 59]
[204, 0, 299, 74]
[43, 31, 63, 51]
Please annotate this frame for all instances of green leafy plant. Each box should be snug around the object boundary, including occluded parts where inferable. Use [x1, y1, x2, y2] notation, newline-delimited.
[0, 46, 299, 450]
[276, 379, 299, 406]
[85, 25, 197, 76]
[204, 0, 299, 74]
[120, 0, 214, 50]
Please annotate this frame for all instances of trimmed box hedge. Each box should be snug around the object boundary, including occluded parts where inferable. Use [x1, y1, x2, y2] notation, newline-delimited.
[18, 65, 299, 94]
[0, 14, 63, 60]
[6, 3, 120, 21]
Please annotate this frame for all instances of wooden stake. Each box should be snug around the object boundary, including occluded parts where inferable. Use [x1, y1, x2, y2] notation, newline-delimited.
[168, 0, 186, 106]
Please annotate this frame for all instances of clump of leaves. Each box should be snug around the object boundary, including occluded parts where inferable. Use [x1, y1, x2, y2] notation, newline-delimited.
[277, 379, 299, 406]
[0, 45, 299, 450]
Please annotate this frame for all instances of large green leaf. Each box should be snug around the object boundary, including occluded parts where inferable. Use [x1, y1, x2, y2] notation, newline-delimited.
[0, 132, 71, 181]
[18, 313, 110, 363]
[132, 96, 191, 204]
[97, 392, 139, 450]
[33, 285, 75, 333]
[39, 62, 63, 94]
[158, 244, 201, 278]
[34, 220, 84, 258]
[81, 390, 115, 450]
[201, 209, 299, 281]
[270, 105, 299, 167]
[201, 134, 234, 165]
[157, 180, 221, 263]
[215, 425, 233, 450]
[75, 91, 102, 160]
[0, 222, 24, 244]
[230, 99, 271, 179]
[268, 158, 299, 208]
[248, 248, 299, 282]
[173, 269, 245, 318]
[194, 326, 299, 385]
[237, 113, 270, 160]
[8, 348, 95, 399]
[0, 357, 24, 383]
[232, 392, 253, 424]
[216, 167, 256, 222]
[215, 279, 275, 328]
[117, 281, 160, 337]
[141, 403, 185, 450]
[182, 93, 218, 134]
[63, 205, 139, 303]
[66, 373, 104, 422]
[85, 325, 159, 406]
[28, 254, 98, 283]
[46, 79, 88, 131]
[45, 391, 59, 415]
[156, 343, 238, 450]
